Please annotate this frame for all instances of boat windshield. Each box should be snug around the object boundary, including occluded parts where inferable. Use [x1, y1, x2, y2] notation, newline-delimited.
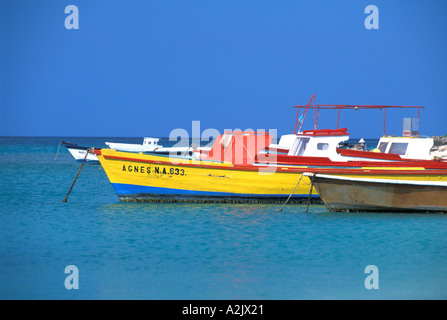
[388, 142, 408, 155]
[377, 141, 388, 153]
[291, 137, 310, 156]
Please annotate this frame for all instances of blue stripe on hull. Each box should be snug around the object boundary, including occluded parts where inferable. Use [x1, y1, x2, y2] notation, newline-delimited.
[76, 159, 99, 163]
[111, 183, 320, 203]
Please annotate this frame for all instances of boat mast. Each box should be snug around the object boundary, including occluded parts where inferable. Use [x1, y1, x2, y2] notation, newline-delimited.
[294, 94, 317, 134]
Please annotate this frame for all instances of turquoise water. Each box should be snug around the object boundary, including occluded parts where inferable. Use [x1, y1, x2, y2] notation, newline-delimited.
[1, 137, 447, 300]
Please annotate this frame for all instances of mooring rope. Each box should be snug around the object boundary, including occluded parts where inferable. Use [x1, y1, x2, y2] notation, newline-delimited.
[54, 141, 63, 162]
[62, 148, 92, 203]
[305, 173, 316, 213]
[278, 174, 304, 212]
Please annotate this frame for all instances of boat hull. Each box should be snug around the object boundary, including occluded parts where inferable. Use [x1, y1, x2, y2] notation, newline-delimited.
[308, 173, 447, 213]
[66, 147, 99, 163]
[95, 149, 320, 203]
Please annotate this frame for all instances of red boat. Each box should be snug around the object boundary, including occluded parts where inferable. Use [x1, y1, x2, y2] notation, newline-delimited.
[252, 95, 447, 170]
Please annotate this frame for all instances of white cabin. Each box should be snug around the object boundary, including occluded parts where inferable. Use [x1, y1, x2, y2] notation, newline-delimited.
[142, 137, 161, 146]
[267, 128, 350, 160]
[374, 136, 434, 160]
[105, 137, 163, 152]
[267, 129, 440, 162]
[288, 134, 348, 159]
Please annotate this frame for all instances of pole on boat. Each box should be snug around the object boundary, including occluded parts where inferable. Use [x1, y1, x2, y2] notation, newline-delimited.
[278, 174, 304, 212]
[54, 141, 63, 162]
[62, 148, 91, 203]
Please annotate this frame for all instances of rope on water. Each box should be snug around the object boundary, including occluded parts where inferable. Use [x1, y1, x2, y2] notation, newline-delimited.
[180, 143, 196, 157]
[62, 148, 92, 203]
[54, 141, 63, 162]
[305, 172, 316, 213]
[278, 174, 304, 212]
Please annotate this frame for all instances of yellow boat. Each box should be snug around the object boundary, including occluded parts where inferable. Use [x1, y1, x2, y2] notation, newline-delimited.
[93, 131, 323, 203]
[94, 147, 320, 203]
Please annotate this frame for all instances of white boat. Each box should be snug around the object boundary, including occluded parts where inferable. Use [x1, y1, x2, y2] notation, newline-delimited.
[61, 137, 210, 163]
[106, 137, 211, 157]
[61, 141, 99, 163]
[105, 137, 163, 153]
[335, 136, 441, 162]
[260, 95, 446, 163]
[261, 128, 447, 165]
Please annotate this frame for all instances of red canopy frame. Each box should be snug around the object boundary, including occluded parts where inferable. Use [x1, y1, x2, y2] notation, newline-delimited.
[292, 95, 424, 136]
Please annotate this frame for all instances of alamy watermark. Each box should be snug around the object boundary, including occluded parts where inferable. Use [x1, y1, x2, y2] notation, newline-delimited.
[65, 5, 79, 30]
[64, 5, 379, 31]
[364, 265, 379, 290]
[166, 121, 278, 173]
[364, 5, 379, 30]
[64, 264, 380, 292]
[64, 265, 79, 290]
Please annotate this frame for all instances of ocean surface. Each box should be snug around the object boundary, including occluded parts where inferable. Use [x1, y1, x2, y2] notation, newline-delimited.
[1, 137, 447, 300]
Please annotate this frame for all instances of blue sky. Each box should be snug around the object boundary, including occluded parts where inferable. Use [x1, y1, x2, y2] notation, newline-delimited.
[1, 0, 447, 138]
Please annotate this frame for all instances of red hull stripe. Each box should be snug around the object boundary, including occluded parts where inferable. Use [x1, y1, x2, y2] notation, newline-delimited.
[100, 153, 447, 176]
[256, 154, 447, 169]
[336, 148, 403, 160]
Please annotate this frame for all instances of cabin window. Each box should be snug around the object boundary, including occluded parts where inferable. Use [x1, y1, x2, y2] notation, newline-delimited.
[317, 143, 329, 151]
[292, 137, 310, 156]
[378, 142, 388, 153]
[388, 142, 408, 155]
